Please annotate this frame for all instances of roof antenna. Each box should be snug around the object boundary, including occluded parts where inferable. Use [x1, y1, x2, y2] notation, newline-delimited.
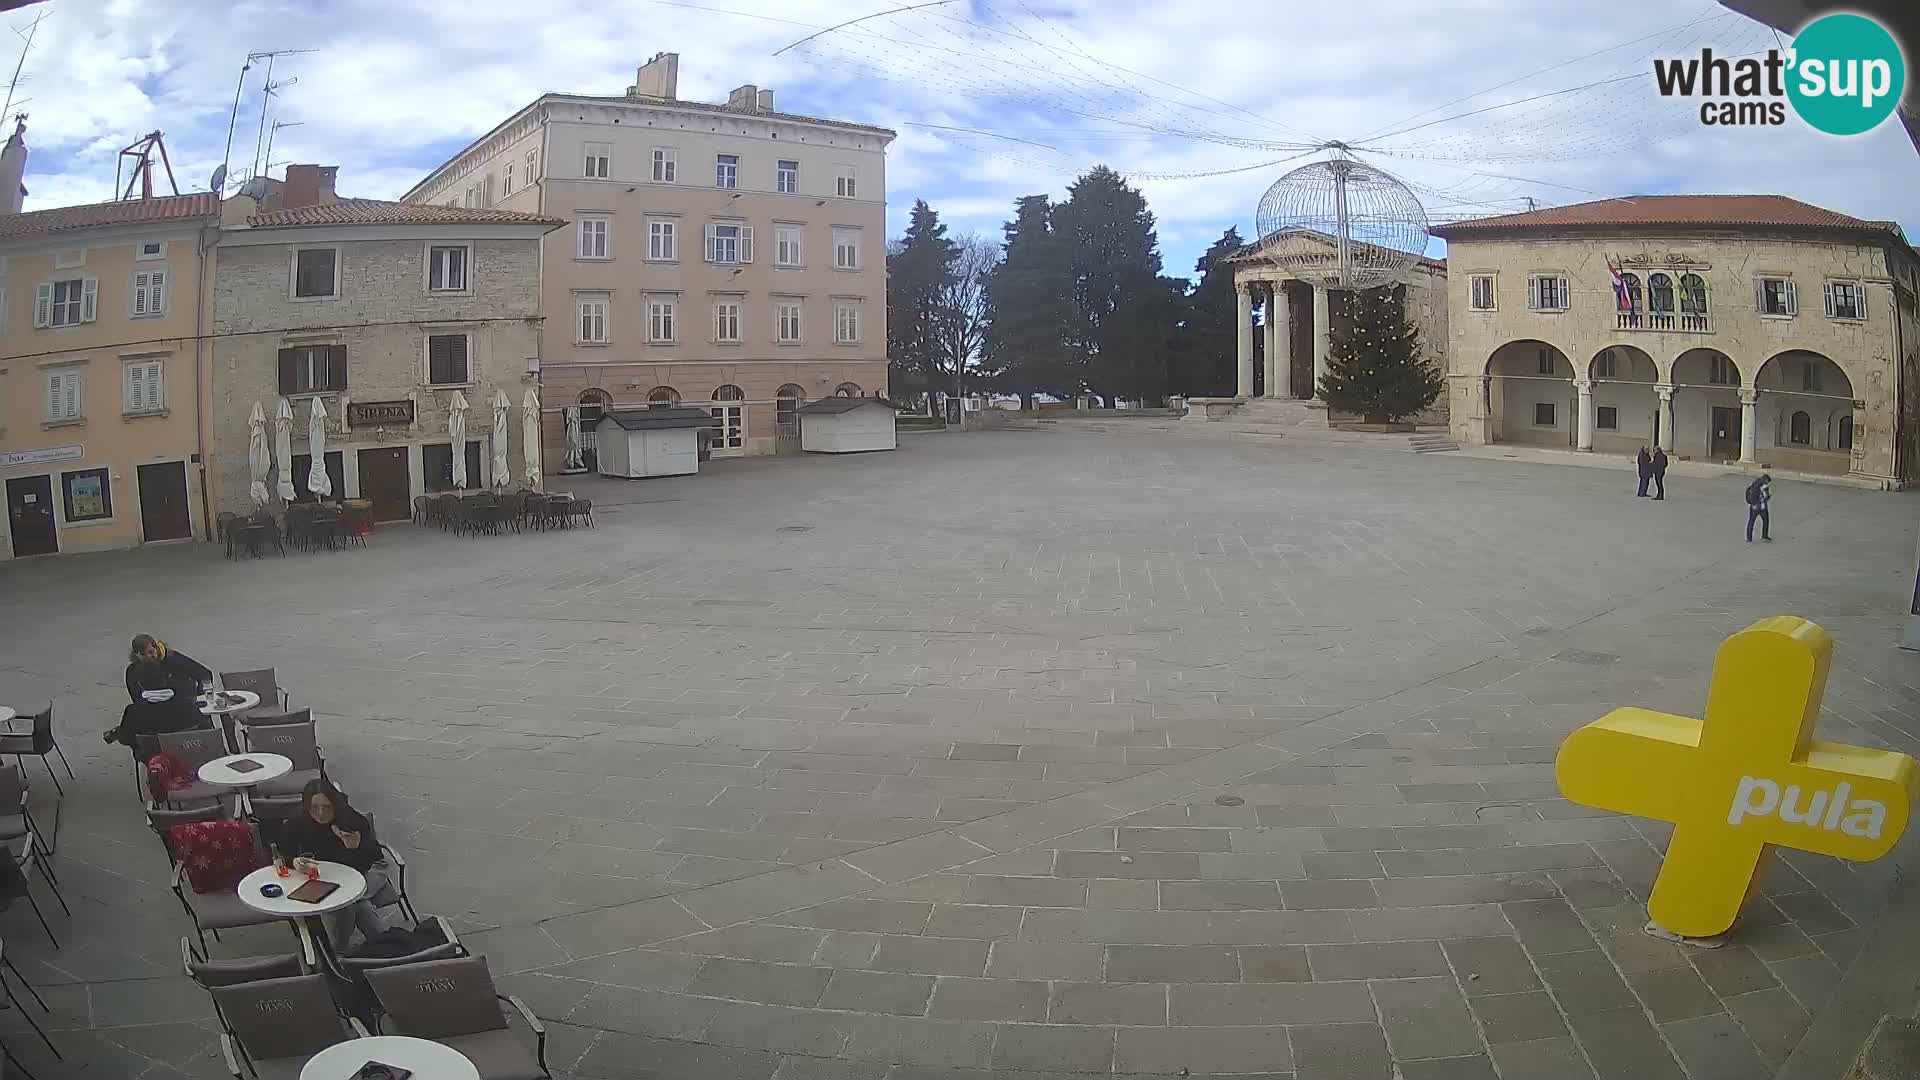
[0, 9, 45, 123]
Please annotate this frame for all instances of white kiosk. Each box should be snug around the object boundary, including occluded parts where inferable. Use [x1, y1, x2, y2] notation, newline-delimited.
[800, 397, 897, 453]
[595, 408, 716, 478]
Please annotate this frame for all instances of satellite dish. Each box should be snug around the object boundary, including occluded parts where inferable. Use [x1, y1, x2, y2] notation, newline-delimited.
[209, 164, 227, 193]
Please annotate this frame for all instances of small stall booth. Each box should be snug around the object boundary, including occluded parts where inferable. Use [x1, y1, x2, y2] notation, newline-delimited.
[595, 408, 717, 478]
[799, 397, 898, 453]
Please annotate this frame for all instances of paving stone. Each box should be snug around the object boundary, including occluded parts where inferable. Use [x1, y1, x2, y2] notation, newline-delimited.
[1112, 1025, 1293, 1074]
[1084, 878, 1161, 909]
[1488, 1036, 1599, 1080]
[569, 985, 722, 1039]
[844, 1015, 997, 1069]
[1534, 950, 1637, 1015]
[1371, 976, 1483, 1060]
[774, 1056, 889, 1080]
[704, 1001, 854, 1056]
[1303, 851, 1388, 879]
[1722, 986, 1811, 1065]
[1280, 879, 1380, 910]
[1117, 827, 1233, 852]
[1170, 981, 1376, 1026]
[1307, 941, 1450, 980]
[990, 1023, 1115, 1071]
[1626, 965, 1723, 1022]
[784, 899, 934, 935]
[1397, 1056, 1501, 1080]
[1195, 852, 1308, 881]
[924, 905, 1024, 940]
[815, 931, 884, 969]
[963, 875, 1086, 908]
[1053, 851, 1201, 880]
[870, 937, 992, 977]
[1105, 944, 1241, 983]
[984, 942, 1104, 981]
[818, 970, 937, 1016]
[1503, 899, 1596, 955]
[1688, 944, 1779, 999]
[1379, 849, 1473, 877]
[1660, 1013, 1770, 1080]
[1161, 880, 1285, 910]
[1239, 944, 1313, 983]
[1048, 982, 1168, 1025]
[1373, 874, 1558, 907]
[1290, 1022, 1392, 1080]
[1769, 951, 1843, 1011]
[689, 958, 833, 1007]
[1468, 990, 1568, 1044]
[1770, 889, 1857, 935]
[545, 948, 708, 991]
[1350, 905, 1509, 941]
[1565, 1008, 1687, 1080]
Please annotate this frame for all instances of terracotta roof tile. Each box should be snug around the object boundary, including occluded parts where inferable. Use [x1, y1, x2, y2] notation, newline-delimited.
[0, 192, 220, 242]
[246, 198, 565, 229]
[1429, 195, 1899, 238]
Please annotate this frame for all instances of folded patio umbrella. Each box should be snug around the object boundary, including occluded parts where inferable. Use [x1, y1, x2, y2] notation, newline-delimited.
[492, 389, 512, 491]
[522, 387, 543, 489]
[274, 398, 297, 501]
[449, 390, 470, 489]
[306, 397, 333, 498]
[246, 401, 271, 505]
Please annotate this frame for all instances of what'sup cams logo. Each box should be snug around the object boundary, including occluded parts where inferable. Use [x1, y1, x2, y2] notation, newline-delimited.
[1654, 12, 1906, 135]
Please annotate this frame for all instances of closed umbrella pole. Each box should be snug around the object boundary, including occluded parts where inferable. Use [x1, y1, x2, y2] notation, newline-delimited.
[522, 388, 543, 489]
[492, 389, 511, 491]
[274, 398, 297, 501]
[307, 397, 333, 498]
[449, 390, 469, 490]
[247, 401, 271, 505]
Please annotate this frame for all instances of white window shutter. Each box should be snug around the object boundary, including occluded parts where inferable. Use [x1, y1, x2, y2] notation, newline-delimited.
[147, 363, 162, 408]
[1859, 286, 1868, 320]
[66, 373, 80, 416]
[125, 367, 140, 412]
[44, 373, 59, 417]
[1556, 277, 1568, 308]
[34, 283, 50, 327]
[740, 226, 753, 263]
[154, 270, 166, 312]
[704, 224, 718, 262]
[1785, 279, 1797, 315]
[1754, 278, 1765, 314]
[81, 278, 97, 322]
[1526, 276, 1539, 309]
[1823, 282, 1835, 317]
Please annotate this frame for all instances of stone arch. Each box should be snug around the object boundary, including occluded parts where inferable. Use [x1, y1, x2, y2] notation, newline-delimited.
[646, 386, 680, 406]
[1587, 345, 1659, 451]
[1755, 350, 1856, 472]
[776, 384, 806, 437]
[1484, 340, 1576, 448]
[835, 382, 862, 397]
[1669, 348, 1744, 461]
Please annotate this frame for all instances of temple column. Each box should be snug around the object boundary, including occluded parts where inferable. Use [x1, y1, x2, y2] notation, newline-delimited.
[1261, 285, 1282, 398]
[1655, 384, 1675, 453]
[1739, 389, 1758, 463]
[1236, 284, 1254, 399]
[1311, 284, 1331, 401]
[1574, 378, 1595, 451]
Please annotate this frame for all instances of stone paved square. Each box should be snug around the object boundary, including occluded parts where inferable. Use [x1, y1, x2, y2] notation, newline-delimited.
[1, 426, 1917, 1078]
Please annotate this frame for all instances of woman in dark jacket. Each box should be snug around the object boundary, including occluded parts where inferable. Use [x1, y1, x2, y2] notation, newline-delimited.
[283, 779, 393, 946]
[105, 634, 212, 754]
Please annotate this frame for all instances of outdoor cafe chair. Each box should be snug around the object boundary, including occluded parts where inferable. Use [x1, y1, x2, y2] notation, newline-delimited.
[0, 941, 54, 1058]
[219, 670, 290, 713]
[364, 955, 550, 1080]
[184, 921, 317, 1034]
[238, 706, 311, 732]
[147, 801, 231, 867]
[167, 821, 285, 955]
[241, 722, 326, 797]
[0, 767, 48, 860]
[210, 973, 365, 1080]
[144, 728, 233, 809]
[0, 705, 72, 799]
[0, 835, 65, 949]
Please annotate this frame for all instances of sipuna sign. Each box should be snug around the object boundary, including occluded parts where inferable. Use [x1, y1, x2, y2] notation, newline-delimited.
[1556, 616, 1916, 939]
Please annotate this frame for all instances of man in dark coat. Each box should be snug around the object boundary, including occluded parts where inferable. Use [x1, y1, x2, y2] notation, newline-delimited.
[1636, 447, 1653, 497]
[105, 634, 213, 754]
[1745, 473, 1773, 542]
[1650, 447, 1669, 501]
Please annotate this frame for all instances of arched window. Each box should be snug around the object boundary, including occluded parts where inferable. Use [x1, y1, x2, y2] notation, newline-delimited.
[1679, 273, 1708, 316]
[835, 382, 861, 398]
[1620, 273, 1643, 312]
[710, 384, 746, 451]
[1789, 410, 1812, 445]
[1838, 414, 1854, 450]
[1648, 273, 1675, 315]
[646, 386, 679, 407]
[776, 384, 805, 436]
[576, 388, 611, 423]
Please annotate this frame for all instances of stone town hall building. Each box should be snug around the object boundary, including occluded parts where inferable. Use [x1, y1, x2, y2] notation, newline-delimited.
[1431, 195, 1918, 488]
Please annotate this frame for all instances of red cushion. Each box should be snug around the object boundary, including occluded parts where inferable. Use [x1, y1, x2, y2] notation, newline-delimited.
[145, 753, 191, 803]
[168, 821, 260, 894]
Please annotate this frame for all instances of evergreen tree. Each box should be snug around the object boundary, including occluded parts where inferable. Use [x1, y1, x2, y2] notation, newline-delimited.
[886, 200, 958, 402]
[1169, 227, 1246, 396]
[983, 195, 1073, 404]
[1318, 285, 1442, 424]
[1058, 166, 1173, 404]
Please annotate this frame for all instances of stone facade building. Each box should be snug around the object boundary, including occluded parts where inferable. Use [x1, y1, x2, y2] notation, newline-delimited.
[0, 122, 221, 560]
[401, 53, 894, 465]
[1431, 195, 1920, 486]
[210, 167, 562, 523]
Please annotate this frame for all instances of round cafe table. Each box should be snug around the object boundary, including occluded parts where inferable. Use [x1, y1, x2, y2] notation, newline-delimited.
[0, 706, 15, 726]
[238, 861, 366, 964]
[299, 1035, 479, 1080]
[198, 690, 261, 752]
[197, 753, 292, 791]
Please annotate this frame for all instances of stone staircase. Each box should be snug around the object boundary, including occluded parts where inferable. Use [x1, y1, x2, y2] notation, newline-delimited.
[1409, 432, 1459, 453]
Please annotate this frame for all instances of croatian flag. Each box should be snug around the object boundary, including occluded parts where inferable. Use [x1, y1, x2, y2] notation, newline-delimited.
[1609, 259, 1633, 312]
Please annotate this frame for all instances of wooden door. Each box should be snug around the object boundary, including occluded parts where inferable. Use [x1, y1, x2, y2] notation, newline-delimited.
[137, 462, 192, 542]
[1710, 406, 1741, 460]
[5, 475, 57, 557]
[356, 447, 411, 522]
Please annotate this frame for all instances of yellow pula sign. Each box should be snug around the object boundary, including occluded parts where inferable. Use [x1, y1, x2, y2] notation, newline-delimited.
[1556, 616, 1918, 939]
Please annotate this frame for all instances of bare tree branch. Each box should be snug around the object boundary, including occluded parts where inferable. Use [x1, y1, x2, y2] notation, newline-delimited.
[937, 231, 1000, 397]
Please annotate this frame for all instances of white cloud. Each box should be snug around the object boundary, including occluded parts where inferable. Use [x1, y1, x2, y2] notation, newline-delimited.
[6, 0, 1916, 279]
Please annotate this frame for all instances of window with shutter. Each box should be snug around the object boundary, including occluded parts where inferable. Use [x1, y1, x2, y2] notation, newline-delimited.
[577, 297, 609, 343]
[43, 370, 82, 421]
[132, 269, 166, 316]
[739, 226, 752, 263]
[327, 345, 348, 392]
[293, 250, 338, 298]
[427, 335, 470, 385]
[34, 282, 51, 327]
[428, 245, 469, 291]
[81, 277, 97, 322]
[277, 345, 346, 394]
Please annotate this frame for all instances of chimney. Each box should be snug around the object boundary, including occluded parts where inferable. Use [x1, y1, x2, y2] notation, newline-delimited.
[282, 164, 338, 210]
[755, 88, 775, 112]
[628, 52, 679, 100]
[727, 84, 759, 111]
[0, 117, 27, 215]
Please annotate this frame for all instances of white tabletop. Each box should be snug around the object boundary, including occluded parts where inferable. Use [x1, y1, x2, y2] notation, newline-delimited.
[237, 861, 366, 917]
[198, 753, 292, 788]
[300, 1036, 479, 1080]
[0, 706, 14, 726]
[198, 690, 260, 716]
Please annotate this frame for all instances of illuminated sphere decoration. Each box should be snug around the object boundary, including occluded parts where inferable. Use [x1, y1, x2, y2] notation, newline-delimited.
[1254, 157, 1430, 290]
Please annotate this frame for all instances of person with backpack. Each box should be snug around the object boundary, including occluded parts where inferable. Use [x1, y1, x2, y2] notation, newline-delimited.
[1636, 446, 1653, 497]
[1651, 447, 1669, 501]
[1745, 473, 1772, 542]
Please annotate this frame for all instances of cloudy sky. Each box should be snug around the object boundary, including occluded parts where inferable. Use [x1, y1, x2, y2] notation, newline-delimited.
[11, 0, 1920, 278]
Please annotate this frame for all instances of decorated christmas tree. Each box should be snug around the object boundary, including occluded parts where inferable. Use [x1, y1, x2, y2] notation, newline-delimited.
[1318, 285, 1442, 424]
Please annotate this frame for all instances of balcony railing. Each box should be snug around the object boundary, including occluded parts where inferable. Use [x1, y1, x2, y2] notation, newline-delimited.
[1615, 311, 1711, 333]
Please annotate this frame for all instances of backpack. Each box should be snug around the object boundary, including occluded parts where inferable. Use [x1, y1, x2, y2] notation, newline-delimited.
[1745, 479, 1766, 507]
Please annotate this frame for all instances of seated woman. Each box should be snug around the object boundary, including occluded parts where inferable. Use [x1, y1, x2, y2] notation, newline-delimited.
[104, 634, 213, 755]
[283, 779, 394, 947]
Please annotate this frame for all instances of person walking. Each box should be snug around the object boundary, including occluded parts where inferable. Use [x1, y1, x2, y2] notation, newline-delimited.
[1651, 447, 1669, 501]
[1745, 473, 1773, 542]
[1636, 446, 1653, 497]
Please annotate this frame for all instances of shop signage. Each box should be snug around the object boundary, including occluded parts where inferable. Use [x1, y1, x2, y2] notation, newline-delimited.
[0, 444, 83, 469]
[1556, 616, 1916, 938]
[347, 400, 414, 426]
